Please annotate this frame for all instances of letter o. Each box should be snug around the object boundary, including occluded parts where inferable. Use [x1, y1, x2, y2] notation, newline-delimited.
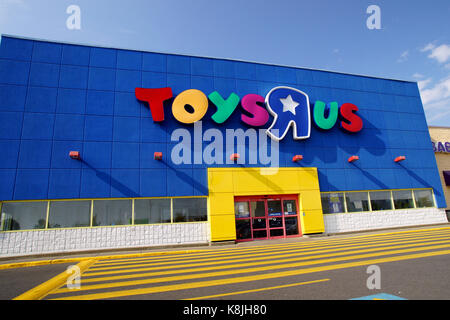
[172, 89, 208, 123]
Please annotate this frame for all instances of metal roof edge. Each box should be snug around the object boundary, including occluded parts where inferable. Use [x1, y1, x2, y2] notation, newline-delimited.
[429, 126, 450, 129]
[1, 33, 416, 84]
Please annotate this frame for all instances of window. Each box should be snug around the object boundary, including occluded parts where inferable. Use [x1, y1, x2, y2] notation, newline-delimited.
[345, 192, 370, 212]
[234, 201, 250, 218]
[134, 199, 171, 224]
[250, 201, 265, 217]
[48, 201, 91, 229]
[267, 200, 282, 216]
[285, 217, 299, 235]
[92, 200, 132, 226]
[1, 202, 47, 231]
[173, 198, 207, 222]
[283, 200, 297, 215]
[370, 191, 392, 211]
[393, 190, 414, 209]
[0, 196, 208, 233]
[235, 219, 251, 240]
[321, 193, 345, 214]
[414, 190, 434, 208]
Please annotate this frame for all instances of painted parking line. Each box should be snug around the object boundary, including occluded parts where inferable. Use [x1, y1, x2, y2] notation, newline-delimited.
[184, 278, 331, 300]
[13, 226, 450, 300]
[83, 231, 450, 274]
[86, 229, 450, 271]
[351, 293, 407, 300]
[13, 259, 97, 300]
[78, 236, 450, 284]
[91, 228, 450, 267]
[49, 249, 450, 300]
[51, 242, 450, 294]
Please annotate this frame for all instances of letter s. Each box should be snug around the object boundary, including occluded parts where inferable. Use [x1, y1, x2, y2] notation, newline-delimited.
[340, 103, 363, 133]
[241, 94, 269, 127]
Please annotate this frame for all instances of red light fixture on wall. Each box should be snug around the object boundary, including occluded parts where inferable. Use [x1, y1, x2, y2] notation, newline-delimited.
[69, 151, 80, 160]
[230, 153, 240, 161]
[292, 155, 303, 162]
[394, 156, 406, 162]
[154, 152, 163, 160]
[348, 155, 359, 163]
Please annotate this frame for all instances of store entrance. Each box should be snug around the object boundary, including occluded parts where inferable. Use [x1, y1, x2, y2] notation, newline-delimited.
[234, 195, 301, 242]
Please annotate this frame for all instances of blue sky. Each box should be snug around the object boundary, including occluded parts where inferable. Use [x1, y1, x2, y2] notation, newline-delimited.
[0, 0, 449, 126]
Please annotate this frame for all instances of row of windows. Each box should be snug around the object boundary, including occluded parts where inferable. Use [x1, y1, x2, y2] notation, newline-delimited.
[321, 189, 435, 214]
[0, 197, 207, 232]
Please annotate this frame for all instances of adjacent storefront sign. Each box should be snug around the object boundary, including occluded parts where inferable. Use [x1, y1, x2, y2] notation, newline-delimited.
[433, 141, 450, 153]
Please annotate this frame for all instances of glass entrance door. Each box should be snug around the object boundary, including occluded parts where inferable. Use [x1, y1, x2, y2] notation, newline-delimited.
[234, 195, 301, 242]
[250, 200, 267, 239]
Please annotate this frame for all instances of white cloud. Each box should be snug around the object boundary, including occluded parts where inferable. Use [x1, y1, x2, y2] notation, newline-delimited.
[413, 73, 424, 79]
[420, 77, 450, 126]
[397, 50, 409, 63]
[419, 76, 450, 107]
[421, 43, 450, 64]
[421, 43, 435, 52]
[418, 78, 432, 90]
[429, 107, 450, 121]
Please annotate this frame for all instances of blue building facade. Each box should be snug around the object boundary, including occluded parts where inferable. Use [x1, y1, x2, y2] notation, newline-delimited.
[0, 35, 447, 254]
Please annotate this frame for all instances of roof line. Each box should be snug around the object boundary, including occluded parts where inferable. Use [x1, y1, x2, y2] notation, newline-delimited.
[429, 125, 450, 129]
[1, 33, 416, 83]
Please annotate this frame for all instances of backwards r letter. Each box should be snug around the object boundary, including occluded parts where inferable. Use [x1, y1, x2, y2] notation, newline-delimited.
[265, 86, 311, 141]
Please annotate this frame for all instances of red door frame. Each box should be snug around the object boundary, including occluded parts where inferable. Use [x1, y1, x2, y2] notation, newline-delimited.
[234, 194, 302, 242]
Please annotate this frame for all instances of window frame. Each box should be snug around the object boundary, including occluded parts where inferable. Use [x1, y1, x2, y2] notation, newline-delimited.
[0, 196, 208, 233]
[0, 200, 49, 231]
[321, 188, 435, 215]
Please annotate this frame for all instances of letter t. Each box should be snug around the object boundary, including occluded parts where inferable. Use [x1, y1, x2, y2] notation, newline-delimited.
[135, 87, 173, 122]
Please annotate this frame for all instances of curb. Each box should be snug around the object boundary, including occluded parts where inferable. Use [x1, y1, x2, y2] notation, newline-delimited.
[324, 223, 450, 237]
[13, 259, 97, 300]
[0, 248, 214, 270]
[0, 242, 212, 263]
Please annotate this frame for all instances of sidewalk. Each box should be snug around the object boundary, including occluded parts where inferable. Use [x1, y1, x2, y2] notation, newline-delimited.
[0, 222, 449, 269]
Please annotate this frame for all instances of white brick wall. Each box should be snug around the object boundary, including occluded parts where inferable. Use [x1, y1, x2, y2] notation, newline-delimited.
[0, 222, 210, 258]
[323, 207, 448, 234]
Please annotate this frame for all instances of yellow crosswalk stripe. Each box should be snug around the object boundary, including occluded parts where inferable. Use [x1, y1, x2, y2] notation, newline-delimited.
[80, 234, 450, 280]
[92, 228, 450, 267]
[49, 248, 450, 300]
[184, 278, 331, 300]
[51, 241, 450, 294]
[85, 230, 450, 273]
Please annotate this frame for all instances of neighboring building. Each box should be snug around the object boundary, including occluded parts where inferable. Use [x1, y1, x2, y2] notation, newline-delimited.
[0, 35, 447, 257]
[429, 126, 450, 220]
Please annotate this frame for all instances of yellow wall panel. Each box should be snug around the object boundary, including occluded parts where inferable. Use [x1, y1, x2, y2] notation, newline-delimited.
[297, 170, 320, 190]
[210, 214, 236, 241]
[208, 170, 234, 193]
[232, 169, 268, 193]
[300, 190, 323, 211]
[209, 192, 234, 215]
[301, 209, 325, 234]
[265, 169, 302, 192]
[207, 167, 325, 241]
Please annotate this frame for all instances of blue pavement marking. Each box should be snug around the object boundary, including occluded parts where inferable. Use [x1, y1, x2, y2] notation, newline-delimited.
[351, 293, 407, 300]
